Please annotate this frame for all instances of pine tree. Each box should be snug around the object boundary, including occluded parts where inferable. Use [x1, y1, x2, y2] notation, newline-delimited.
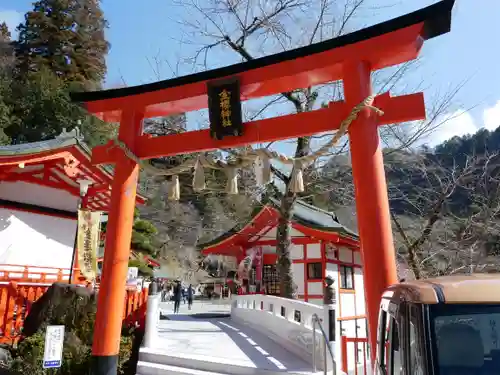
[100, 208, 160, 258]
[0, 22, 10, 41]
[5, 1, 114, 145]
[0, 85, 11, 145]
[0, 22, 13, 68]
[15, 0, 109, 89]
[0, 22, 13, 145]
[7, 67, 78, 143]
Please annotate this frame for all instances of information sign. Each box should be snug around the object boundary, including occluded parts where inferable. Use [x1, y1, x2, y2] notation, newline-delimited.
[43, 325, 65, 369]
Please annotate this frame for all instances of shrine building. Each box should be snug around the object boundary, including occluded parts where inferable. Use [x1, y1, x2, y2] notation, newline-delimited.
[198, 198, 367, 338]
[0, 129, 145, 284]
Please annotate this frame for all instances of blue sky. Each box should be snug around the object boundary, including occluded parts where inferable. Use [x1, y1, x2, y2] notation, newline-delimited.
[1, 0, 500, 150]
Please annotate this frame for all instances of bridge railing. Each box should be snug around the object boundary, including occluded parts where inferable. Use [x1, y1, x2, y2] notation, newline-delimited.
[231, 294, 333, 372]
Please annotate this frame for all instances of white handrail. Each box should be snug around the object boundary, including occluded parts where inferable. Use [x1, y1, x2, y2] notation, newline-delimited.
[231, 294, 334, 371]
[312, 313, 336, 375]
[144, 293, 160, 347]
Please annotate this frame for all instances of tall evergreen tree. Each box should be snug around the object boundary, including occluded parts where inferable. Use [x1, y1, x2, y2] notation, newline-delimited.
[5, 65, 115, 145]
[7, 67, 81, 143]
[4, 1, 114, 146]
[0, 22, 12, 145]
[0, 22, 13, 68]
[15, 0, 109, 90]
[0, 84, 11, 145]
[0, 22, 10, 41]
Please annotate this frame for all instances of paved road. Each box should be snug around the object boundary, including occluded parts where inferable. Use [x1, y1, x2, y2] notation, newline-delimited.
[159, 298, 232, 316]
[145, 302, 316, 374]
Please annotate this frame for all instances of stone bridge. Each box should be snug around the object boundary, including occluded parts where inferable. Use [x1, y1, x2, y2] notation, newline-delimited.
[137, 294, 370, 375]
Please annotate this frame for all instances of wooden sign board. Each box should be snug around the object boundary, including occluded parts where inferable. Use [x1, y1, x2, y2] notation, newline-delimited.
[207, 78, 243, 140]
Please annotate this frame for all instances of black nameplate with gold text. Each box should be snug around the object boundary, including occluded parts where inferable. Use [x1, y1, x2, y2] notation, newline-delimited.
[207, 79, 243, 140]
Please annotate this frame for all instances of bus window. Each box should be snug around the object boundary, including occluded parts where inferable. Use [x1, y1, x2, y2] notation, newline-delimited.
[385, 314, 391, 367]
[377, 310, 403, 375]
[390, 320, 404, 375]
[430, 304, 500, 374]
[408, 305, 425, 375]
[376, 308, 388, 372]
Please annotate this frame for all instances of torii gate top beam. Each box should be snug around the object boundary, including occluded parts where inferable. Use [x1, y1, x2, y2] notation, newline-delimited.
[71, 0, 454, 122]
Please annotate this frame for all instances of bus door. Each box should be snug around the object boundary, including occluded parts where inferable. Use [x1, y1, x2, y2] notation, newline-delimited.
[375, 295, 406, 375]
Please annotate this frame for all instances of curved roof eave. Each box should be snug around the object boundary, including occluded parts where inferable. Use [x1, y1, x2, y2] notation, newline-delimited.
[197, 199, 358, 252]
[0, 136, 148, 204]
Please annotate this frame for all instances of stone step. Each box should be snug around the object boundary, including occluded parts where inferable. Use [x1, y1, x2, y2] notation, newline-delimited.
[139, 348, 324, 375]
[137, 361, 229, 375]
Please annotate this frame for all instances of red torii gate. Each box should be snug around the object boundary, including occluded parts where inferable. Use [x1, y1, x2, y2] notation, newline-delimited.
[71, 1, 454, 373]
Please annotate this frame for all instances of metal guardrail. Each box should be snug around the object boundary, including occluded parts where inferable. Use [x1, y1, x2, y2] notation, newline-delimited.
[312, 313, 336, 374]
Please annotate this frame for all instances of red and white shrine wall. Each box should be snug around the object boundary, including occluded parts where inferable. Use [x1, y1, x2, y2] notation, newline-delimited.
[0, 181, 77, 276]
[243, 222, 367, 340]
[290, 240, 367, 341]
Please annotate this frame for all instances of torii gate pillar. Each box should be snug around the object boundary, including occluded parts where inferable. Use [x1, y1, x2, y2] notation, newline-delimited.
[91, 109, 142, 375]
[344, 62, 398, 361]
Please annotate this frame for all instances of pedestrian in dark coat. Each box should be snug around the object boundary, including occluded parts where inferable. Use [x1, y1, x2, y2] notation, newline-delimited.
[187, 284, 194, 310]
[182, 287, 187, 304]
[173, 280, 182, 313]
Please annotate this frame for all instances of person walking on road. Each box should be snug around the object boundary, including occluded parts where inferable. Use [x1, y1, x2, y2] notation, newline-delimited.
[161, 281, 168, 302]
[187, 284, 194, 310]
[173, 280, 182, 314]
[182, 287, 187, 304]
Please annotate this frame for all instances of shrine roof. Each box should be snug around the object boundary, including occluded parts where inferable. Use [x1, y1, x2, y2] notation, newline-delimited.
[197, 199, 358, 254]
[281, 198, 356, 235]
[0, 134, 92, 159]
[0, 131, 146, 211]
[70, 0, 454, 120]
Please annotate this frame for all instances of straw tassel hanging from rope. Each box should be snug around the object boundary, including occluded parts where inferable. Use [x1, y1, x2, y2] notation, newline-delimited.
[192, 157, 206, 192]
[254, 151, 272, 186]
[167, 175, 180, 201]
[289, 160, 305, 193]
[225, 167, 239, 194]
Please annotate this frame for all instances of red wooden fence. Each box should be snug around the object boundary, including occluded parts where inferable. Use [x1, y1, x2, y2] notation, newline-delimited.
[0, 265, 72, 283]
[341, 336, 370, 375]
[0, 281, 148, 344]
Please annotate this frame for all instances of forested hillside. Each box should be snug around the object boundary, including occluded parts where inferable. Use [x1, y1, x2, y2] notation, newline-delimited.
[316, 127, 500, 279]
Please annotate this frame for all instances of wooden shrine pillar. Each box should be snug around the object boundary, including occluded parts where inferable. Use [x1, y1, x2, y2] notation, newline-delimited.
[343, 61, 398, 362]
[91, 109, 143, 375]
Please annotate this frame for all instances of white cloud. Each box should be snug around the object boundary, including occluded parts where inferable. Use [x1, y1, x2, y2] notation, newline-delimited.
[414, 99, 500, 148]
[0, 10, 23, 39]
[483, 99, 500, 132]
[417, 110, 478, 148]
